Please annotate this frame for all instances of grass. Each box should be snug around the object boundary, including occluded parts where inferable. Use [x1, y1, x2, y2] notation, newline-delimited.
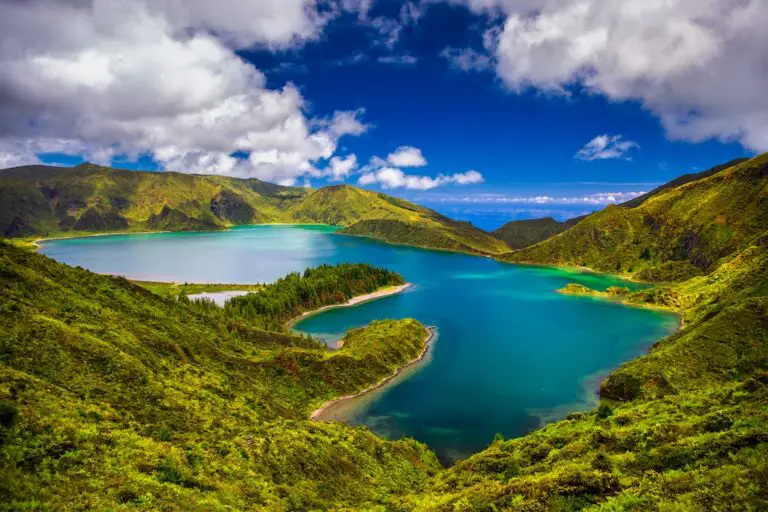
[0, 164, 509, 256]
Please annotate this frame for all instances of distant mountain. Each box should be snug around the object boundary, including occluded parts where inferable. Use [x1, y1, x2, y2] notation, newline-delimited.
[288, 185, 509, 254]
[0, 163, 508, 255]
[0, 163, 307, 236]
[506, 154, 768, 280]
[491, 216, 583, 250]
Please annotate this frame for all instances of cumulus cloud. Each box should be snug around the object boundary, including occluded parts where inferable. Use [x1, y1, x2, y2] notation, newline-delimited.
[0, 0, 367, 184]
[482, 0, 768, 151]
[575, 134, 639, 161]
[387, 146, 428, 167]
[358, 168, 484, 190]
[325, 154, 358, 181]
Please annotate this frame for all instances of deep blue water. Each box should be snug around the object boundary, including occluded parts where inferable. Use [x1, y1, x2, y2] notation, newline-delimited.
[40, 225, 679, 463]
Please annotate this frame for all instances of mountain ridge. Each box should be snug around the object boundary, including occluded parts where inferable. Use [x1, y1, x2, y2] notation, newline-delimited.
[505, 154, 768, 280]
[1, 153, 767, 510]
[0, 162, 507, 255]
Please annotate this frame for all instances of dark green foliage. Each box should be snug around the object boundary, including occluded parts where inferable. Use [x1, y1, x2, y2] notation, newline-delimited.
[0, 242, 438, 510]
[492, 217, 575, 249]
[2, 153, 768, 510]
[223, 263, 403, 330]
[0, 402, 18, 428]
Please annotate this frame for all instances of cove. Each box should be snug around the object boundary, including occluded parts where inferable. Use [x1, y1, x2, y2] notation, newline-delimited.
[39, 225, 680, 464]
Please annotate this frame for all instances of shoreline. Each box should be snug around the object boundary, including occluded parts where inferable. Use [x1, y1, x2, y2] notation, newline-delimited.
[556, 287, 686, 329]
[31, 223, 337, 248]
[287, 283, 412, 329]
[29, 225, 642, 289]
[33, 230, 171, 247]
[310, 326, 436, 421]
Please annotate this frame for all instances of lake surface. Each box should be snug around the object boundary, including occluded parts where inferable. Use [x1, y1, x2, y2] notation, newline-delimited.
[40, 225, 679, 463]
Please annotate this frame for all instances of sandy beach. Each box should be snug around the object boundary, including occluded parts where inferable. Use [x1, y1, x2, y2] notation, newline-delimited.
[288, 283, 412, 328]
[310, 326, 436, 421]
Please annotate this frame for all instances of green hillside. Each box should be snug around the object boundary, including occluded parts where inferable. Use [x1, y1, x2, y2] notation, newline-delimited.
[0, 163, 507, 255]
[0, 163, 307, 237]
[0, 242, 439, 510]
[289, 185, 509, 254]
[506, 154, 768, 280]
[492, 216, 582, 250]
[2, 154, 766, 510]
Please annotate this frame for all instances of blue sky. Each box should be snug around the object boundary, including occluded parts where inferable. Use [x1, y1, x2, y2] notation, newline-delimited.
[3, 0, 763, 229]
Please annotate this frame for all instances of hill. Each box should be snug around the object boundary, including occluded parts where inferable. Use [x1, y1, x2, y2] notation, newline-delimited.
[287, 184, 509, 254]
[506, 154, 768, 280]
[0, 242, 439, 510]
[492, 216, 583, 249]
[620, 157, 749, 208]
[2, 153, 767, 510]
[0, 163, 307, 237]
[403, 156, 768, 510]
[0, 163, 508, 255]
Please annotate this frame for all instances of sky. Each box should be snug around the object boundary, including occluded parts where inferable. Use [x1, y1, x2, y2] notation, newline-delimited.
[0, 0, 765, 229]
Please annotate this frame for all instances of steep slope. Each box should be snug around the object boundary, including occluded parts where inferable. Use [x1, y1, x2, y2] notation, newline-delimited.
[405, 212, 768, 510]
[506, 154, 768, 280]
[2, 151, 768, 510]
[492, 216, 583, 249]
[0, 243, 439, 510]
[0, 165, 508, 255]
[290, 184, 510, 254]
[620, 157, 749, 208]
[0, 163, 308, 237]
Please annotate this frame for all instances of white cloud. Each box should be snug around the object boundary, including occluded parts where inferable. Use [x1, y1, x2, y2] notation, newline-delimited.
[378, 55, 419, 65]
[326, 154, 358, 181]
[438, 191, 647, 205]
[0, 0, 367, 183]
[440, 47, 493, 72]
[483, 0, 768, 151]
[575, 134, 639, 161]
[358, 168, 484, 190]
[387, 146, 428, 167]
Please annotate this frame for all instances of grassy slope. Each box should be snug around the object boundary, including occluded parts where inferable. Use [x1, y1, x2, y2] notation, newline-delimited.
[291, 184, 509, 255]
[0, 243, 439, 511]
[506, 154, 768, 280]
[3, 155, 767, 510]
[404, 239, 768, 511]
[0, 163, 308, 237]
[492, 217, 581, 250]
[406, 156, 768, 511]
[0, 164, 508, 255]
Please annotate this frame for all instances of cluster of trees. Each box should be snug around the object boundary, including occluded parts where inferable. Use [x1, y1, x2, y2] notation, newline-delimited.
[218, 263, 403, 331]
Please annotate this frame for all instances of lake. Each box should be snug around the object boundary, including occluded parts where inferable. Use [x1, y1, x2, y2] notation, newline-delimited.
[40, 225, 679, 463]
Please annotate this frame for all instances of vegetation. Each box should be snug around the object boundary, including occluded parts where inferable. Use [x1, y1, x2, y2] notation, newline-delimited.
[506, 154, 768, 278]
[0, 163, 508, 256]
[1, 153, 767, 510]
[492, 216, 583, 249]
[222, 263, 404, 331]
[341, 218, 510, 255]
[0, 242, 439, 510]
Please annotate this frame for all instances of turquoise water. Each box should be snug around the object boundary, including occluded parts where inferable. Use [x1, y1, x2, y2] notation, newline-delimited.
[40, 225, 679, 463]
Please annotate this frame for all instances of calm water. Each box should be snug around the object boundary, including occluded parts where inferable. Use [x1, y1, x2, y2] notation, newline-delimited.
[40, 225, 679, 463]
